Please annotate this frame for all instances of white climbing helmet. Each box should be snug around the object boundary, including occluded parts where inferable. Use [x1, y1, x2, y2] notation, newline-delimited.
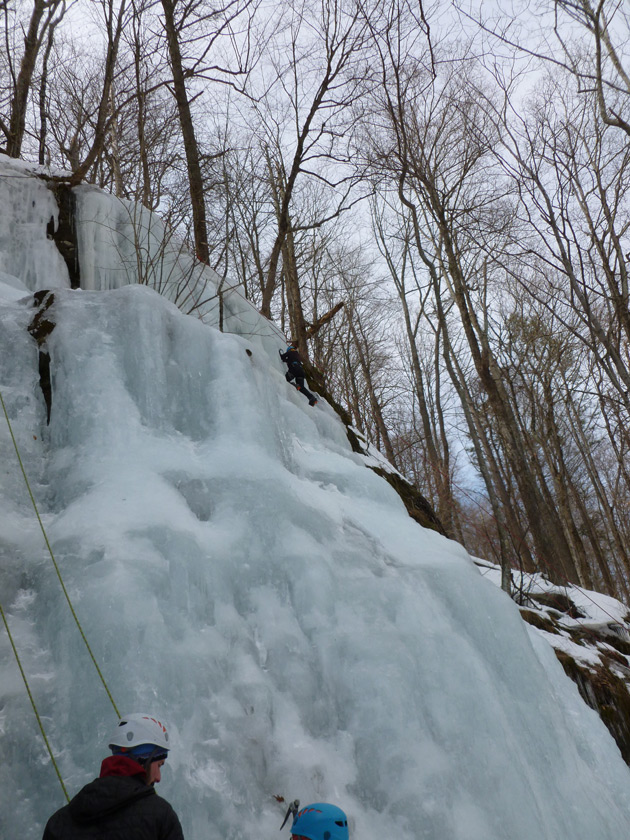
[108, 713, 170, 752]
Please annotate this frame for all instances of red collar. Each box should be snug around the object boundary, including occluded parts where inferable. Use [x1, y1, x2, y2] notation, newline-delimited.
[100, 755, 146, 779]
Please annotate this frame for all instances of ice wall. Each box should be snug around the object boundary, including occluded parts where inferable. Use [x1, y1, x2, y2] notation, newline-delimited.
[72, 186, 285, 358]
[2, 161, 630, 840]
[0, 160, 70, 295]
[0, 158, 284, 357]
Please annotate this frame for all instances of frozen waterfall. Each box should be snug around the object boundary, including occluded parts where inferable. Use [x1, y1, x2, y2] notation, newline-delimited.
[2, 158, 630, 840]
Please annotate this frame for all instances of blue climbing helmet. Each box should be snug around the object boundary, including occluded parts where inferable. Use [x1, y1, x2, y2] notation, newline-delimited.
[291, 803, 349, 840]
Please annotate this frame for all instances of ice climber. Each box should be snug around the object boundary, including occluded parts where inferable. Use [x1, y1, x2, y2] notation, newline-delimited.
[289, 802, 349, 840]
[42, 713, 184, 840]
[280, 342, 318, 406]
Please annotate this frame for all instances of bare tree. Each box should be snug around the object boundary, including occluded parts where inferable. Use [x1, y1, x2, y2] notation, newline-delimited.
[159, 0, 256, 263]
[370, 195, 462, 536]
[487, 68, 630, 455]
[67, 0, 129, 183]
[360, 5, 597, 587]
[457, 0, 630, 140]
[247, 0, 372, 353]
[1, 0, 68, 157]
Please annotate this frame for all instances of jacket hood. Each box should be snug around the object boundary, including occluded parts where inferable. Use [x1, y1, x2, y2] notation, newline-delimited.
[100, 754, 147, 778]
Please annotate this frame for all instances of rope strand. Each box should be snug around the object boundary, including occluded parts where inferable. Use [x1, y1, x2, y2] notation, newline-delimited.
[0, 602, 70, 802]
[0, 387, 120, 717]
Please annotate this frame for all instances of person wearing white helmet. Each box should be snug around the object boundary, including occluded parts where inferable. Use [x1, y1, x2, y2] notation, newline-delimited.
[42, 713, 184, 840]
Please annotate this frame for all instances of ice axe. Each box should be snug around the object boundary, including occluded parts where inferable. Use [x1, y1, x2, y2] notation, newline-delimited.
[279, 799, 300, 830]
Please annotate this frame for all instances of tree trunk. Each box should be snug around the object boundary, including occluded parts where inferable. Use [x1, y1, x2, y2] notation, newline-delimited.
[160, 0, 209, 264]
[7, 0, 63, 157]
[281, 222, 308, 357]
[69, 0, 127, 185]
[347, 310, 398, 468]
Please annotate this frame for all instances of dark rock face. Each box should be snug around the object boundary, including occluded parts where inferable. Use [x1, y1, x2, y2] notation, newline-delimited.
[27, 290, 56, 424]
[368, 466, 447, 535]
[21, 179, 78, 425]
[520, 594, 630, 766]
[555, 653, 630, 765]
[46, 183, 80, 288]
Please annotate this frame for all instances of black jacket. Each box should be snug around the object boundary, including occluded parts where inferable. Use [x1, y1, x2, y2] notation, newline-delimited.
[42, 771, 184, 840]
[281, 347, 305, 375]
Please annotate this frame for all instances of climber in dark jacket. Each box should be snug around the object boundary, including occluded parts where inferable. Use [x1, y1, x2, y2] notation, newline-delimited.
[280, 343, 317, 406]
[42, 713, 184, 840]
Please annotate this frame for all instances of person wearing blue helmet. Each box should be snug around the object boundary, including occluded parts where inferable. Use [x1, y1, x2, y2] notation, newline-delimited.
[280, 342, 318, 406]
[290, 802, 349, 840]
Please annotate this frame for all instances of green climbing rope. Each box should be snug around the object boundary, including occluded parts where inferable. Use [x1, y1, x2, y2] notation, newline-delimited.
[0, 602, 70, 802]
[0, 387, 120, 718]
